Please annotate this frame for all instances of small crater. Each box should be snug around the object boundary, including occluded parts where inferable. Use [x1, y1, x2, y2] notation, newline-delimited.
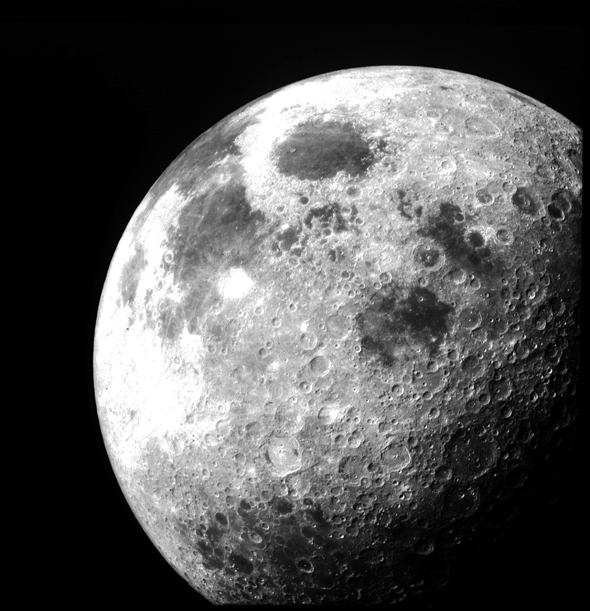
[314, 573, 336, 589]
[447, 267, 466, 284]
[496, 228, 514, 245]
[297, 558, 314, 573]
[549, 189, 574, 219]
[348, 430, 364, 448]
[265, 435, 302, 476]
[475, 189, 493, 205]
[435, 465, 453, 481]
[300, 331, 318, 350]
[414, 244, 442, 268]
[382, 440, 412, 471]
[458, 306, 482, 330]
[512, 187, 539, 216]
[414, 539, 435, 555]
[490, 378, 512, 401]
[547, 203, 564, 220]
[310, 355, 331, 377]
[461, 354, 484, 377]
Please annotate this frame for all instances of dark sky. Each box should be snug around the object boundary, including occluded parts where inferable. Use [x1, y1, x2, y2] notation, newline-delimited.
[8, 16, 582, 610]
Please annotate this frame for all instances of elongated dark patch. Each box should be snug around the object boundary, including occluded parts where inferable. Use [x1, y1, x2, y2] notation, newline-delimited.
[508, 91, 540, 109]
[120, 246, 146, 306]
[567, 147, 583, 174]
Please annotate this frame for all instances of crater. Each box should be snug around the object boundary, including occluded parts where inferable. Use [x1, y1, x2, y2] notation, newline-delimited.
[414, 244, 442, 269]
[512, 187, 540, 216]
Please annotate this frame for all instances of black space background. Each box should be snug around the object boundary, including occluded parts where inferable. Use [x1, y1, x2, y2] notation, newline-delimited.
[6, 13, 583, 609]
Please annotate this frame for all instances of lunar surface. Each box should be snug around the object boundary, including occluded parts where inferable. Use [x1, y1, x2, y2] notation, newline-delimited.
[94, 66, 582, 605]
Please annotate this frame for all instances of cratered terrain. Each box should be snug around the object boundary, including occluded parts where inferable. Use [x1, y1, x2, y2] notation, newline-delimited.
[94, 66, 582, 605]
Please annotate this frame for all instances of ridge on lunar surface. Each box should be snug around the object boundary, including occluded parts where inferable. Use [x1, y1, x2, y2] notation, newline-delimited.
[94, 66, 582, 605]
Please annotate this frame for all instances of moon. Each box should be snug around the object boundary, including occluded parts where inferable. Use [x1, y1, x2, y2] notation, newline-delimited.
[94, 66, 582, 605]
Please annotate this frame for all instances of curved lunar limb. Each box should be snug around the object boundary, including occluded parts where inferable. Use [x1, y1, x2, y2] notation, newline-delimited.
[94, 66, 582, 605]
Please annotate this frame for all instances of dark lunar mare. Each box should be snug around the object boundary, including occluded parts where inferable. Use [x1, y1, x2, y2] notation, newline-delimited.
[357, 284, 455, 366]
[119, 246, 146, 306]
[106, 76, 582, 606]
[154, 180, 267, 341]
[417, 201, 494, 277]
[275, 120, 376, 181]
[129, 112, 261, 236]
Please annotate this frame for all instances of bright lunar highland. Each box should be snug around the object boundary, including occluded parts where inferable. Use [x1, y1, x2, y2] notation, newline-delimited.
[94, 66, 582, 605]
